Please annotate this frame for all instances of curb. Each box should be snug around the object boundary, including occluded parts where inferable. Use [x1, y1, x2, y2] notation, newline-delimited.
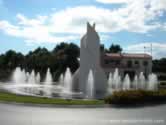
[0, 101, 110, 108]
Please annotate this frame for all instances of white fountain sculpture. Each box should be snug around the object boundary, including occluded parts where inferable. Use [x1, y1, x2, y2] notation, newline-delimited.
[72, 22, 107, 99]
[86, 69, 94, 99]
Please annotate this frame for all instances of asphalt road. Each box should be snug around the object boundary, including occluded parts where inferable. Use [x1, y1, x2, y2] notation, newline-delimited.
[0, 103, 166, 125]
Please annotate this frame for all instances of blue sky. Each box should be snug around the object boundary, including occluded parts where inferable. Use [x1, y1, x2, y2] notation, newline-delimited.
[0, 0, 166, 58]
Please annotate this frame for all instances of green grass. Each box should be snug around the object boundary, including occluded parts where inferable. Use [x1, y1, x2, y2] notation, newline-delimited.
[105, 89, 166, 105]
[0, 92, 104, 105]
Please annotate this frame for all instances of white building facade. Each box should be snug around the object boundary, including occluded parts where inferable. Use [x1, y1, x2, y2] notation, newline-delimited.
[101, 53, 152, 79]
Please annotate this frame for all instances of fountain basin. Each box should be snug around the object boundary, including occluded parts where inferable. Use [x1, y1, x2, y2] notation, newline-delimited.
[0, 83, 84, 99]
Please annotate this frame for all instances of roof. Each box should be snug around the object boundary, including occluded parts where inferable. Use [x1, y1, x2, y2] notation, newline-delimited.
[104, 53, 152, 59]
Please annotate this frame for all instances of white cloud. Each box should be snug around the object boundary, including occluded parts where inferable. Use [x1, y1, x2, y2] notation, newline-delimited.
[0, 20, 21, 36]
[0, 0, 166, 44]
[0, 19, 79, 44]
[49, 0, 166, 34]
[16, 14, 47, 26]
[100, 34, 111, 41]
[96, 0, 129, 4]
[124, 42, 166, 59]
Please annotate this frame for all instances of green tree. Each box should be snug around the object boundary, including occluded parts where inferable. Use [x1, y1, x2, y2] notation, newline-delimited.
[52, 43, 80, 79]
[108, 44, 122, 53]
[3, 50, 24, 69]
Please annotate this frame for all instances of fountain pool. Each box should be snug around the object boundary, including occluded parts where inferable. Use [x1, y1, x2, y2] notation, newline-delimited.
[0, 67, 159, 99]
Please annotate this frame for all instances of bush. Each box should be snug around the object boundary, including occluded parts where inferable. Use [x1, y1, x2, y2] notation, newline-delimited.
[160, 81, 166, 85]
[104, 90, 166, 105]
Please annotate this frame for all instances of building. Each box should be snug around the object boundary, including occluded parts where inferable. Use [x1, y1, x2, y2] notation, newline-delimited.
[101, 53, 152, 79]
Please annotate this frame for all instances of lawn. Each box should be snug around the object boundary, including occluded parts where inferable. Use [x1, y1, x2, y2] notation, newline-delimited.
[0, 92, 104, 105]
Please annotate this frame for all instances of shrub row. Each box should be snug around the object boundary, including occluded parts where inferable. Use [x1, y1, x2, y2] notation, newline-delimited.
[104, 90, 166, 105]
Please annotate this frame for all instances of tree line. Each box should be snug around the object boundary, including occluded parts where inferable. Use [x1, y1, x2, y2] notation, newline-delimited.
[0, 42, 80, 81]
[0, 43, 122, 81]
[0, 42, 165, 81]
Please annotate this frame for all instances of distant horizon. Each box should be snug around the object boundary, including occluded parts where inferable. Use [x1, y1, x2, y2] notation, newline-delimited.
[0, 0, 166, 59]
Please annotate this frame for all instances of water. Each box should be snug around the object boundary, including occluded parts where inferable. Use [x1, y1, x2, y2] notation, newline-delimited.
[59, 74, 64, 87]
[63, 67, 72, 93]
[86, 69, 94, 99]
[12, 67, 26, 84]
[36, 72, 40, 84]
[28, 70, 36, 84]
[60, 67, 73, 98]
[112, 68, 120, 90]
[107, 69, 158, 93]
[139, 72, 146, 89]
[107, 72, 113, 94]
[2, 67, 159, 99]
[123, 74, 130, 90]
[44, 68, 53, 85]
[2, 67, 83, 99]
[44, 68, 53, 97]
[148, 73, 158, 91]
[133, 75, 138, 90]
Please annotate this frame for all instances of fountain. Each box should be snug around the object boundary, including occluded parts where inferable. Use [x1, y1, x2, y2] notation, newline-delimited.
[112, 68, 121, 91]
[0, 23, 159, 99]
[44, 68, 53, 97]
[139, 72, 146, 90]
[1, 66, 84, 99]
[61, 67, 73, 98]
[59, 74, 64, 87]
[123, 74, 130, 90]
[28, 70, 36, 84]
[107, 72, 113, 94]
[44, 68, 53, 85]
[148, 73, 158, 91]
[86, 70, 94, 99]
[133, 75, 138, 90]
[12, 67, 26, 84]
[36, 72, 41, 84]
[0, 65, 159, 99]
[107, 69, 158, 93]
